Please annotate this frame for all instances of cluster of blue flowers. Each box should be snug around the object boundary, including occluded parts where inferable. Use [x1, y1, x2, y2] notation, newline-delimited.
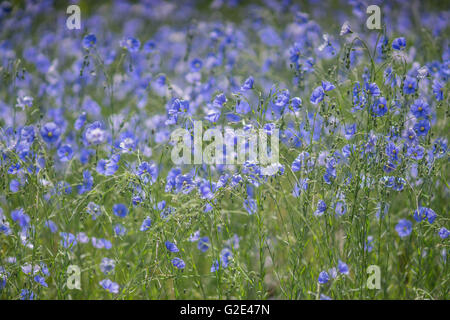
[0, 0, 448, 299]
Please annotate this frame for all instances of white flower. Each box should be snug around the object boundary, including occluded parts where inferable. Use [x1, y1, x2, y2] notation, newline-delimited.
[85, 126, 106, 145]
[340, 21, 352, 36]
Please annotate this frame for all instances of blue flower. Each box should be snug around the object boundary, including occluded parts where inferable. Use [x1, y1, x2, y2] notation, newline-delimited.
[60, 232, 77, 248]
[121, 36, 140, 52]
[289, 42, 302, 63]
[292, 179, 308, 197]
[406, 145, 424, 160]
[210, 260, 220, 272]
[274, 90, 290, 108]
[82, 34, 97, 49]
[0, 221, 11, 235]
[236, 100, 251, 114]
[20, 289, 34, 300]
[92, 237, 112, 250]
[291, 97, 302, 111]
[77, 232, 89, 243]
[432, 79, 443, 101]
[199, 182, 214, 199]
[11, 208, 30, 230]
[171, 257, 185, 269]
[327, 157, 338, 178]
[84, 121, 106, 145]
[197, 237, 210, 252]
[165, 241, 179, 253]
[97, 155, 120, 176]
[310, 86, 324, 104]
[40, 263, 50, 276]
[321, 80, 335, 92]
[100, 258, 115, 275]
[314, 200, 327, 216]
[99, 279, 119, 294]
[113, 203, 128, 218]
[365, 236, 374, 252]
[338, 260, 349, 275]
[143, 40, 156, 53]
[114, 224, 127, 237]
[132, 196, 142, 206]
[385, 142, 399, 161]
[74, 112, 86, 131]
[335, 201, 347, 216]
[344, 123, 357, 140]
[213, 93, 227, 108]
[220, 248, 233, 268]
[414, 207, 437, 224]
[263, 123, 276, 135]
[21, 263, 40, 275]
[10, 179, 20, 193]
[78, 170, 93, 195]
[57, 144, 73, 162]
[291, 156, 302, 172]
[413, 119, 430, 136]
[395, 219, 413, 238]
[324, 158, 337, 184]
[403, 77, 417, 94]
[190, 58, 203, 72]
[365, 82, 381, 96]
[116, 131, 137, 154]
[34, 275, 48, 287]
[175, 174, 195, 194]
[438, 227, 449, 239]
[86, 202, 101, 220]
[140, 216, 152, 231]
[318, 271, 330, 284]
[403, 128, 418, 145]
[55, 181, 72, 195]
[45, 220, 58, 233]
[392, 37, 406, 50]
[40, 122, 61, 144]
[372, 97, 388, 117]
[410, 99, 430, 119]
[243, 198, 257, 215]
[329, 267, 337, 279]
[432, 138, 447, 159]
[241, 76, 254, 90]
[226, 113, 241, 122]
[392, 177, 406, 191]
[189, 230, 200, 242]
[204, 109, 221, 123]
[16, 95, 33, 109]
[137, 162, 158, 184]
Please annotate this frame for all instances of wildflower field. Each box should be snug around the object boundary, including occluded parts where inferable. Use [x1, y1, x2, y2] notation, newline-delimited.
[0, 0, 449, 300]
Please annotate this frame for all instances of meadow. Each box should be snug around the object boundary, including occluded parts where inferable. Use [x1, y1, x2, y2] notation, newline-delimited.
[0, 0, 449, 300]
